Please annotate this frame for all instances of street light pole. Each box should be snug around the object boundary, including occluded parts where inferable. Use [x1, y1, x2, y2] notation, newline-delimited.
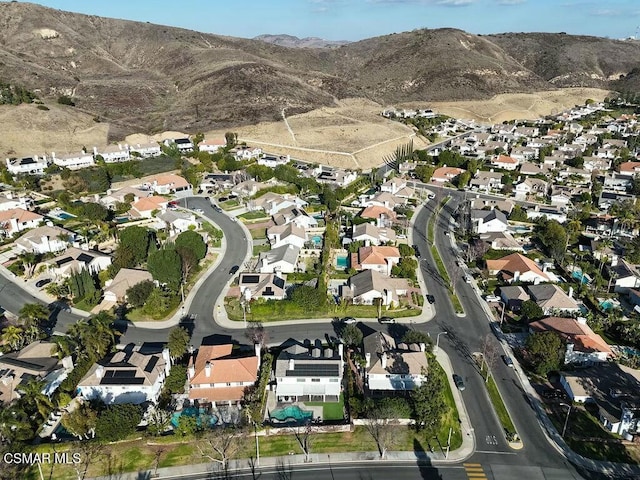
[435, 331, 448, 353]
[560, 403, 571, 438]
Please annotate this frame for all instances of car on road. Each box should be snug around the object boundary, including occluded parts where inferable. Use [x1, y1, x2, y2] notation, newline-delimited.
[426, 294, 435, 304]
[212, 205, 222, 212]
[502, 355, 514, 368]
[194, 208, 204, 214]
[230, 216, 237, 222]
[229, 265, 239, 275]
[341, 317, 357, 324]
[485, 295, 501, 303]
[378, 316, 395, 324]
[464, 275, 473, 283]
[412, 245, 420, 257]
[427, 193, 435, 200]
[453, 374, 465, 391]
[35, 278, 51, 288]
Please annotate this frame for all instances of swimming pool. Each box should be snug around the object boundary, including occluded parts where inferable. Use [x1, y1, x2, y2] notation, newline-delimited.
[270, 405, 314, 422]
[571, 270, 591, 284]
[311, 235, 322, 245]
[335, 255, 348, 269]
[171, 406, 218, 428]
[600, 300, 614, 311]
[49, 209, 76, 221]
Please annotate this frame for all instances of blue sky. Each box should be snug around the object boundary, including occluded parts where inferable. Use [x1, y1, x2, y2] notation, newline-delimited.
[22, 0, 640, 41]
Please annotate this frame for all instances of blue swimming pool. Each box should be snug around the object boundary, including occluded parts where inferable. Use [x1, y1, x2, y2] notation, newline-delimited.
[571, 270, 591, 284]
[171, 406, 218, 428]
[270, 405, 314, 422]
[600, 300, 614, 311]
[312, 235, 322, 245]
[335, 255, 348, 269]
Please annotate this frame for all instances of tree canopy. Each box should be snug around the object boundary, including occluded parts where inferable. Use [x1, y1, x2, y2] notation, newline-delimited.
[175, 230, 206, 261]
[147, 247, 182, 291]
[525, 331, 564, 375]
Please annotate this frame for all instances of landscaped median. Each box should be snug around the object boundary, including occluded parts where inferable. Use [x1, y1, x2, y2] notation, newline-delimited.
[427, 196, 464, 315]
[479, 362, 521, 448]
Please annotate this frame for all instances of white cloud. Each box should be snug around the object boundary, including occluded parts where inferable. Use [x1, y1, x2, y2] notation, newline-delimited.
[496, 0, 525, 5]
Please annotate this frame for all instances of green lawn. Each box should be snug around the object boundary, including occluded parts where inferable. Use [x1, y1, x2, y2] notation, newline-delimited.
[220, 199, 240, 210]
[484, 368, 516, 436]
[239, 211, 270, 221]
[225, 297, 421, 322]
[431, 359, 463, 451]
[253, 244, 270, 256]
[306, 394, 345, 421]
[250, 228, 267, 240]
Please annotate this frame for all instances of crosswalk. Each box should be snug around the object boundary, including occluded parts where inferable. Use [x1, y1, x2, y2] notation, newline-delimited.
[463, 463, 487, 479]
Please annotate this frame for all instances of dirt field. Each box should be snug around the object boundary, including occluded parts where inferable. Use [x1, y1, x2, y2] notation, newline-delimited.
[0, 88, 613, 169]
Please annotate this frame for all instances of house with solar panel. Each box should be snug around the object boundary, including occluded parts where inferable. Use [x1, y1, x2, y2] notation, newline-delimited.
[6, 155, 48, 175]
[45, 247, 112, 279]
[239, 272, 287, 300]
[274, 339, 344, 403]
[76, 347, 171, 405]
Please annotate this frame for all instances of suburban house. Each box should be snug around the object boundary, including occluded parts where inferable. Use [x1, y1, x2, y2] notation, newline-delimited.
[360, 191, 402, 210]
[257, 244, 300, 274]
[381, 177, 408, 195]
[0, 208, 43, 236]
[129, 143, 161, 158]
[51, 151, 95, 170]
[238, 272, 287, 301]
[603, 173, 632, 192]
[77, 348, 171, 405]
[250, 193, 307, 216]
[15, 225, 74, 254]
[198, 139, 226, 153]
[514, 178, 549, 201]
[188, 343, 260, 405]
[267, 223, 307, 249]
[470, 171, 503, 193]
[342, 269, 408, 307]
[351, 223, 396, 245]
[499, 285, 530, 312]
[519, 162, 549, 176]
[431, 166, 466, 183]
[258, 154, 289, 168]
[94, 144, 130, 163]
[234, 146, 262, 160]
[359, 205, 396, 227]
[618, 161, 640, 177]
[272, 206, 318, 229]
[165, 138, 193, 153]
[6, 156, 48, 175]
[560, 363, 640, 435]
[230, 180, 264, 198]
[100, 186, 151, 209]
[527, 284, 580, 314]
[471, 209, 509, 234]
[529, 316, 612, 364]
[610, 260, 640, 294]
[274, 340, 343, 402]
[362, 331, 428, 392]
[350, 246, 400, 276]
[526, 205, 568, 224]
[143, 174, 192, 196]
[0, 193, 32, 212]
[316, 168, 357, 187]
[46, 247, 112, 278]
[129, 196, 169, 219]
[0, 341, 73, 402]
[103, 268, 154, 304]
[479, 231, 524, 252]
[486, 253, 550, 284]
[491, 154, 519, 171]
[156, 210, 201, 235]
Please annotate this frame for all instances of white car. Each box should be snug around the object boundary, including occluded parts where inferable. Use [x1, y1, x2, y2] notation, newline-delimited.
[194, 208, 204, 214]
[485, 295, 501, 303]
[464, 275, 473, 283]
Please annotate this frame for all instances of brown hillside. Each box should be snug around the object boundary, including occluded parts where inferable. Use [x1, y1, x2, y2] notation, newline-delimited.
[0, 3, 639, 138]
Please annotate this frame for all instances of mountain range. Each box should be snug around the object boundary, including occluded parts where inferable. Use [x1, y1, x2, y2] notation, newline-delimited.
[1, 2, 640, 137]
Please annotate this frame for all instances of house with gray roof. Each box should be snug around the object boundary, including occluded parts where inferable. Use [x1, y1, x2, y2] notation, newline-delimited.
[527, 284, 580, 315]
[156, 210, 201, 235]
[274, 339, 343, 402]
[15, 225, 75, 254]
[257, 244, 300, 274]
[471, 209, 509, 234]
[239, 272, 287, 300]
[341, 269, 408, 307]
[499, 285, 530, 311]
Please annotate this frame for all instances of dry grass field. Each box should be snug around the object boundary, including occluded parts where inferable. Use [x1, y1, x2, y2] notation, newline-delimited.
[0, 88, 612, 169]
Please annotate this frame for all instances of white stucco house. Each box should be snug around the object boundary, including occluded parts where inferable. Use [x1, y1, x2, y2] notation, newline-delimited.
[51, 151, 95, 170]
[471, 209, 509, 234]
[6, 155, 48, 175]
[15, 225, 74, 254]
[77, 348, 171, 405]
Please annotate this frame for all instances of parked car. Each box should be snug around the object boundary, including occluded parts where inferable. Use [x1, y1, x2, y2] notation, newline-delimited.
[413, 245, 420, 257]
[502, 355, 514, 368]
[542, 389, 564, 399]
[194, 208, 204, 214]
[426, 294, 436, 304]
[341, 317, 357, 324]
[485, 295, 501, 303]
[35, 278, 51, 288]
[453, 374, 466, 391]
[378, 316, 395, 324]
[464, 275, 473, 283]
[229, 265, 239, 275]
[231, 216, 237, 222]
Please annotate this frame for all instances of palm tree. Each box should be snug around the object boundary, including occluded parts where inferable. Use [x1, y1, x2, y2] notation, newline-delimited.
[50, 336, 76, 360]
[1, 325, 25, 351]
[21, 252, 37, 278]
[18, 303, 50, 328]
[18, 379, 53, 421]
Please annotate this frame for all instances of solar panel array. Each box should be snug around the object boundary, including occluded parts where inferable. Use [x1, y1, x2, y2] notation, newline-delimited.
[99, 369, 145, 385]
[285, 363, 340, 377]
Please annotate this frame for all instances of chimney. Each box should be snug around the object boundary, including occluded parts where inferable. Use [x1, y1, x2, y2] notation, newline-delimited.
[61, 356, 73, 371]
[162, 348, 171, 371]
[365, 353, 371, 368]
[254, 343, 261, 365]
[513, 271, 520, 282]
[381, 353, 388, 370]
[205, 361, 211, 377]
[419, 343, 426, 352]
[95, 365, 104, 379]
[288, 358, 295, 370]
[93, 146, 98, 155]
[577, 317, 587, 325]
[188, 364, 195, 379]
[338, 343, 344, 359]
[568, 286, 574, 298]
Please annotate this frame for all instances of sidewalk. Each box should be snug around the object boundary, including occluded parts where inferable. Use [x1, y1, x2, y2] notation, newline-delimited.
[90, 348, 474, 480]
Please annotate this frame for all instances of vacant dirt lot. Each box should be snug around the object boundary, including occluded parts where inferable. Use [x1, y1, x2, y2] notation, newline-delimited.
[0, 88, 613, 169]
